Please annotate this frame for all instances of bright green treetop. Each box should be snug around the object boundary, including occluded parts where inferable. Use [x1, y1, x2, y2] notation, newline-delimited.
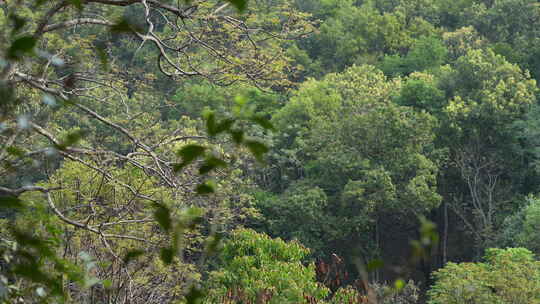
[428, 247, 540, 304]
[204, 228, 329, 303]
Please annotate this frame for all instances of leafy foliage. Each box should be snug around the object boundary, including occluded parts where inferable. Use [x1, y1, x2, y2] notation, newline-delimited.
[4, 0, 540, 302]
[261, 65, 441, 262]
[204, 228, 329, 303]
[428, 248, 540, 304]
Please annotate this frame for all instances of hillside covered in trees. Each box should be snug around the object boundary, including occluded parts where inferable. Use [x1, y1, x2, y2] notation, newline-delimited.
[1, 0, 540, 303]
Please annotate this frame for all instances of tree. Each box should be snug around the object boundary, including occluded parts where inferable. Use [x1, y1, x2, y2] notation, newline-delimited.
[428, 247, 540, 304]
[0, 0, 310, 197]
[379, 36, 448, 77]
[1, 155, 261, 303]
[252, 184, 330, 255]
[436, 49, 537, 254]
[329, 281, 420, 304]
[168, 80, 283, 119]
[260, 65, 441, 271]
[498, 195, 540, 256]
[442, 26, 486, 61]
[204, 228, 329, 303]
[397, 72, 446, 112]
[0, 0, 296, 301]
[290, 0, 438, 75]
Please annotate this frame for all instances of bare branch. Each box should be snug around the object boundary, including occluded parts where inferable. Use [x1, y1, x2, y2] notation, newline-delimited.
[0, 185, 57, 196]
[43, 18, 114, 32]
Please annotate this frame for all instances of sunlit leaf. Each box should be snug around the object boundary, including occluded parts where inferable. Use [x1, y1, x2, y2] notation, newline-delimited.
[394, 279, 405, 291]
[102, 279, 113, 289]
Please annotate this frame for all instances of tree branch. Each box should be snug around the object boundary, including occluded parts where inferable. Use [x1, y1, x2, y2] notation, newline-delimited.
[43, 18, 114, 32]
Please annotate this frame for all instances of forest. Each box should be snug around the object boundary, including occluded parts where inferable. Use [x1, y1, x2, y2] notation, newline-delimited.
[1, 0, 540, 303]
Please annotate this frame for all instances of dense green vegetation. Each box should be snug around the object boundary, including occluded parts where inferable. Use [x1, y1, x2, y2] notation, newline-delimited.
[2, 0, 540, 303]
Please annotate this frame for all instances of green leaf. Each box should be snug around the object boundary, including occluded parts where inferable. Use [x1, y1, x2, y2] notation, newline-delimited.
[178, 207, 204, 229]
[160, 247, 174, 264]
[234, 94, 248, 106]
[185, 286, 205, 304]
[0, 196, 24, 209]
[225, 0, 247, 11]
[174, 144, 206, 172]
[110, 19, 143, 33]
[205, 233, 224, 256]
[206, 112, 234, 136]
[35, 0, 48, 7]
[67, 0, 83, 11]
[12, 230, 54, 257]
[230, 129, 244, 144]
[123, 250, 145, 265]
[0, 81, 15, 107]
[7, 36, 37, 60]
[84, 277, 100, 289]
[215, 118, 235, 134]
[6, 146, 25, 157]
[9, 14, 26, 33]
[244, 140, 268, 162]
[394, 279, 405, 291]
[251, 114, 275, 130]
[153, 204, 172, 231]
[367, 259, 384, 272]
[102, 279, 113, 289]
[196, 181, 216, 195]
[205, 111, 217, 135]
[55, 130, 86, 151]
[185, 211, 204, 230]
[95, 44, 109, 71]
[199, 156, 227, 174]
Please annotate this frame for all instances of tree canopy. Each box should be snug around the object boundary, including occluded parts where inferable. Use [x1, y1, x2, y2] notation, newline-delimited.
[3, 0, 540, 303]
